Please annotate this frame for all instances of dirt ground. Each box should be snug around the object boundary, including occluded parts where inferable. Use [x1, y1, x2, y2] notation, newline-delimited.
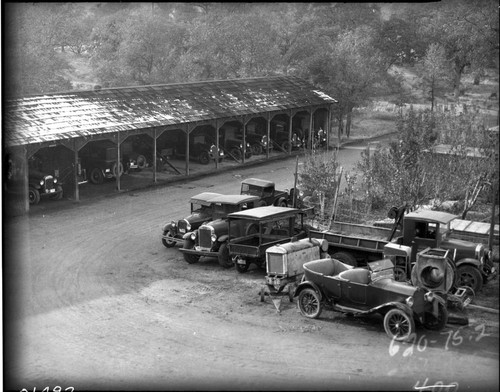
[3, 147, 499, 392]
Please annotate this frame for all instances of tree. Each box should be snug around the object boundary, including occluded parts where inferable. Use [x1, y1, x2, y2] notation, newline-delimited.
[416, 43, 452, 111]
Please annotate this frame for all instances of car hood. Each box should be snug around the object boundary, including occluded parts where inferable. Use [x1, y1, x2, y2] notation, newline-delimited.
[183, 212, 212, 224]
[371, 278, 417, 296]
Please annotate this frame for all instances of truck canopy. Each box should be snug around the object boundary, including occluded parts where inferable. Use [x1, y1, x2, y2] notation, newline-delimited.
[405, 210, 457, 225]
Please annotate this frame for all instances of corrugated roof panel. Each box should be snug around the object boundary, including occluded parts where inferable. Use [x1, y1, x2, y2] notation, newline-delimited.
[5, 76, 337, 147]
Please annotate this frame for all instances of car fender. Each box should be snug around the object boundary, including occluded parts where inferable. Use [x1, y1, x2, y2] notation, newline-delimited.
[218, 234, 229, 243]
[294, 280, 323, 301]
[455, 258, 481, 268]
[182, 231, 195, 240]
[275, 196, 287, 206]
[163, 222, 173, 233]
[373, 301, 413, 317]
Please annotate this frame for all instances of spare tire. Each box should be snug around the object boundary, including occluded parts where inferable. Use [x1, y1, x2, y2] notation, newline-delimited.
[111, 162, 124, 178]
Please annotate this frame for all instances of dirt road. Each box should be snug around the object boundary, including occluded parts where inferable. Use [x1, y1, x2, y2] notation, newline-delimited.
[4, 148, 499, 391]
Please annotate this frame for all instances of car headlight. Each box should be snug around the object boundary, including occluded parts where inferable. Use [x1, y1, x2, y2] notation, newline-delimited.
[299, 190, 304, 197]
[186, 223, 191, 231]
[239, 143, 243, 149]
[171, 221, 176, 227]
[211, 234, 217, 242]
[190, 232, 197, 241]
[424, 292, 434, 303]
[40, 180, 44, 186]
[53, 178, 58, 184]
[405, 296, 414, 307]
[246, 143, 250, 148]
[105, 169, 111, 173]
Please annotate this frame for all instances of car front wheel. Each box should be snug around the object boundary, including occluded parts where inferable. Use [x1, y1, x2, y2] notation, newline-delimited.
[455, 265, 483, 293]
[383, 308, 415, 342]
[297, 288, 322, 319]
[162, 232, 176, 248]
[28, 187, 40, 205]
[182, 239, 200, 264]
[218, 242, 233, 268]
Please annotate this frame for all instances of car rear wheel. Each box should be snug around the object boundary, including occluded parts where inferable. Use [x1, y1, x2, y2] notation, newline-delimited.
[297, 288, 322, 319]
[182, 239, 200, 264]
[218, 242, 233, 268]
[455, 265, 483, 293]
[198, 151, 210, 165]
[162, 232, 176, 248]
[28, 187, 40, 205]
[424, 301, 448, 331]
[235, 261, 250, 273]
[383, 308, 415, 342]
[89, 168, 104, 184]
[331, 252, 358, 268]
[251, 144, 263, 155]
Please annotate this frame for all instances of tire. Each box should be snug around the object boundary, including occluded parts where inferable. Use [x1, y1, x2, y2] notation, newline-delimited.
[251, 144, 263, 155]
[331, 252, 358, 268]
[28, 187, 40, 205]
[281, 141, 291, 152]
[49, 186, 63, 201]
[297, 288, 322, 319]
[258, 200, 267, 207]
[111, 162, 124, 178]
[245, 223, 259, 236]
[182, 239, 200, 264]
[456, 265, 483, 293]
[230, 148, 242, 162]
[162, 232, 176, 248]
[236, 262, 250, 273]
[383, 308, 415, 342]
[198, 151, 210, 165]
[393, 265, 407, 282]
[278, 199, 287, 207]
[136, 154, 147, 170]
[218, 242, 233, 268]
[89, 168, 104, 184]
[424, 301, 448, 331]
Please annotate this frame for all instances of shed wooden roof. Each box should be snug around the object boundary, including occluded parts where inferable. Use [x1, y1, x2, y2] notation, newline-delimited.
[4, 76, 337, 148]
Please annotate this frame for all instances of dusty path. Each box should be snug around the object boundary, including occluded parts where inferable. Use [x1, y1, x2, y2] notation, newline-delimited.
[4, 147, 499, 391]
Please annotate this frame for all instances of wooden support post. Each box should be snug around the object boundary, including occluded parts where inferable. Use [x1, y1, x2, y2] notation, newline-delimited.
[73, 140, 80, 202]
[266, 113, 271, 159]
[153, 128, 157, 184]
[216, 121, 220, 169]
[309, 107, 314, 150]
[288, 111, 293, 155]
[116, 132, 121, 192]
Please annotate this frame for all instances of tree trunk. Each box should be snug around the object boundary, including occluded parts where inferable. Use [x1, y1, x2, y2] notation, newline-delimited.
[346, 107, 353, 138]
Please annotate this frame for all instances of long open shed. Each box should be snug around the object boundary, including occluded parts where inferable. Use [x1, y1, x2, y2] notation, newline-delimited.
[4, 76, 337, 213]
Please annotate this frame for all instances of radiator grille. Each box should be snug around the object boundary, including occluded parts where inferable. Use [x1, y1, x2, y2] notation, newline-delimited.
[198, 226, 213, 250]
[267, 253, 285, 275]
[44, 176, 55, 190]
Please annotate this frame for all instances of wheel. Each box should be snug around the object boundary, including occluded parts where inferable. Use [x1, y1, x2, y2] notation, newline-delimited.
[182, 239, 200, 264]
[229, 148, 242, 161]
[456, 265, 483, 293]
[258, 200, 267, 207]
[245, 223, 259, 235]
[236, 261, 250, 273]
[393, 265, 407, 282]
[28, 187, 40, 205]
[278, 199, 287, 207]
[297, 288, 322, 319]
[424, 301, 448, 331]
[281, 141, 291, 152]
[198, 151, 210, 165]
[49, 186, 63, 201]
[136, 154, 147, 170]
[112, 162, 124, 178]
[89, 167, 104, 184]
[383, 308, 415, 342]
[251, 144, 263, 155]
[331, 252, 358, 268]
[217, 242, 233, 268]
[162, 232, 176, 248]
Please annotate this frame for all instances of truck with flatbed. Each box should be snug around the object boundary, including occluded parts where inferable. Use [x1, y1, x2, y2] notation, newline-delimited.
[309, 207, 496, 293]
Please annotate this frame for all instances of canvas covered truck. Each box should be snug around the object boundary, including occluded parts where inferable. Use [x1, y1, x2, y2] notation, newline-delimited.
[309, 208, 496, 293]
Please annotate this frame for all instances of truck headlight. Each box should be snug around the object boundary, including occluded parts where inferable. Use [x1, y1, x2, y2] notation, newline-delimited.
[190, 232, 197, 241]
[405, 296, 414, 307]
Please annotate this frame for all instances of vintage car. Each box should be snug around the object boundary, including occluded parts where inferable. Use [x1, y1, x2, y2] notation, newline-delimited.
[270, 121, 302, 151]
[245, 131, 270, 155]
[226, 206, 309, 272]
[161, 192, 222, 248]
[240, 178, 291, 207]
[28, 168, 63, 205]
[223, 137, 252, 161]
[173, 133, 225, 165]
[179, 194, 261, 267]
[295, 258, 448, 341]
[79, 143, 124, 185]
